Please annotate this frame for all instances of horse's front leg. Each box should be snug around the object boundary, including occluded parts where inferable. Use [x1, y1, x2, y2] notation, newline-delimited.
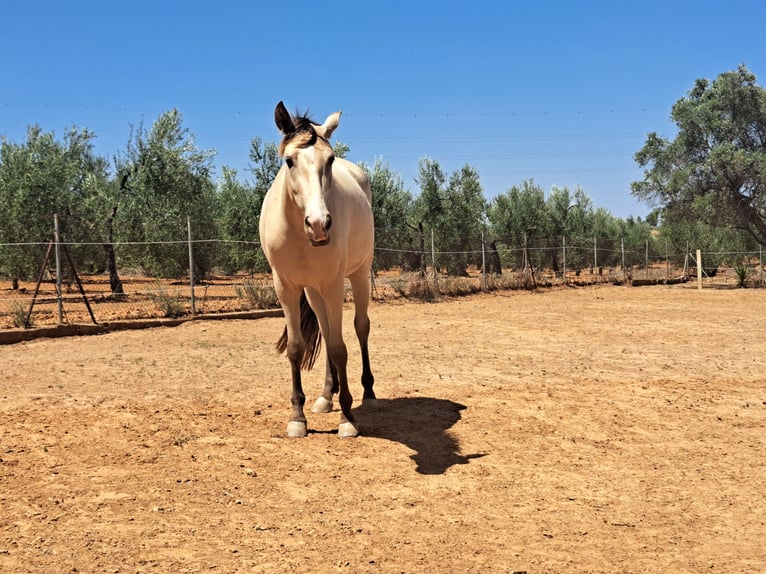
[308, 284, 357, 437]
[286, 346, 308, 437]
[311, 358, 338, 414]
[305, 290, 338, 414]
[278, 285, 308, 438]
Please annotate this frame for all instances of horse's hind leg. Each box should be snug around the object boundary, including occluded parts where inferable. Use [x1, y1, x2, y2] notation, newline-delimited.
[350, 268, 376, 405]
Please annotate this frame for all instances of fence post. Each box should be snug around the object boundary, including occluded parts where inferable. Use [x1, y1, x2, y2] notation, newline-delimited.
[621, 237, 625, 276]
[562, 235, 567, 282]
[431, 228, 437, 293]
[645, 240, 649, 279]
[696, 249, 703, 290]
[187, 216, 196, 316]
[53, 213, 64, 324]
[481, 230, 487, 291]
[523, 232, 528, 272]
[665, 239, 670, 278]
[593, 236, 597, 273]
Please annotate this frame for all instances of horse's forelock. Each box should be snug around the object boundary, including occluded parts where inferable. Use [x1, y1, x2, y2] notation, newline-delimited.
[279, 116, 322, 157]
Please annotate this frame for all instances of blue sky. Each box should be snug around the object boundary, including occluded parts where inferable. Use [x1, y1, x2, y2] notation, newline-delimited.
[3, 0, 766, 218]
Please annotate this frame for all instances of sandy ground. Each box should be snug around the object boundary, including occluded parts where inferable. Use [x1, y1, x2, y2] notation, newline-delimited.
[1, 284, 764, 573]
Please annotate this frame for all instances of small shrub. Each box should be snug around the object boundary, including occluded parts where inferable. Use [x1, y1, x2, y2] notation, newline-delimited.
[236, 278, 278, 309]
[11, 301, 30, 328]
[149, 283, 186, 318]
[389, 279, 408, 298]
[440, 276, 480, 297]
[408, 279, 439, 301]
[734, 264, 750, 288]
[485, 272, 536, 291]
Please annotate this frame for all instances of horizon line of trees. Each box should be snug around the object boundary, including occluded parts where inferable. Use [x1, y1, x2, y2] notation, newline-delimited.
[2, 65, 765, 292]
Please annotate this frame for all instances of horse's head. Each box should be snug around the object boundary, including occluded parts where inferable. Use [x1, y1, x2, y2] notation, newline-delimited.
[275, 101, 341, 247]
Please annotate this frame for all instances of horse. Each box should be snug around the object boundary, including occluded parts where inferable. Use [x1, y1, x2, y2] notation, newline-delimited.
[259, 101, 376, 438]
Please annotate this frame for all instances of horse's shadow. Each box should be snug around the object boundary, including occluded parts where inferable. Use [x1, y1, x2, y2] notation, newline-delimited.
[355, 397, 485, 475]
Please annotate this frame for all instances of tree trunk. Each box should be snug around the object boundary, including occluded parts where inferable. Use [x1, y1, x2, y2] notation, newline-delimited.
[489, 240, 503, 274]
[417, 222, 427, 278]
[104, 204, 124, 294]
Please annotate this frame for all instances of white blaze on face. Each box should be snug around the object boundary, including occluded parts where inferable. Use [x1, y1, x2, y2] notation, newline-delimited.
[300, 155, 332, 244]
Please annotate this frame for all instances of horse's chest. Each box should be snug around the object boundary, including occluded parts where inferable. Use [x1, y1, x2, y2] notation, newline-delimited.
[267, 240, 344, 284]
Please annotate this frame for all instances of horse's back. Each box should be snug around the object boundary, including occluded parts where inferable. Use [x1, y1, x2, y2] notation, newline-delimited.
[337, 158, 372, 204]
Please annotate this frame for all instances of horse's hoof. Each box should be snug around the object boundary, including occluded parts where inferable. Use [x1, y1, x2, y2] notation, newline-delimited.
[286, 421, 308, 438]
[338, 421, 359, 438]
[311, 396, 333, 414]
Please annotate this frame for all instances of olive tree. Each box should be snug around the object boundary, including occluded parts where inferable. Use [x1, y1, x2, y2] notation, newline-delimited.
[633, 65, 766, 247]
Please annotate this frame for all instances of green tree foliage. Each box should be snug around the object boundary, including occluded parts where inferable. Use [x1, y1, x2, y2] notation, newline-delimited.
[215, 167, 261, 274]
[215, 137, 280, 274]
[0, 126, 109, 286]
[657, 220, 749, 268]
[413, 159, 486, 276]
[489, 181, 637, 272]
[487, 179, 547, 269]
[247, 136, 281, 191]
[115, 109, 217, 279]
[633, 65, 766, 246]
[10, 97, 757, 290]
[361, 159, 416, 271]
[545, 186, 596, 271]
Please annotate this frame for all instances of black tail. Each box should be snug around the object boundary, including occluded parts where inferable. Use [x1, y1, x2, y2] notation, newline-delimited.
[276, 291, 322, 370]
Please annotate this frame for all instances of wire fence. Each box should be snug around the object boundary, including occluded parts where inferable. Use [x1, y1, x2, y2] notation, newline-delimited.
[1, 225, 764, 331]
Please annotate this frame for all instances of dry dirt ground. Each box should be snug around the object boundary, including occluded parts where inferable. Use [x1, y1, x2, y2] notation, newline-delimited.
[1, 284, 764, 573]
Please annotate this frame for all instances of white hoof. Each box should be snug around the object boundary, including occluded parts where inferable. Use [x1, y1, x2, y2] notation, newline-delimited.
[338, 421, 359, 438]
[311, 396, 333, 414]
[286, 421, 308, 438]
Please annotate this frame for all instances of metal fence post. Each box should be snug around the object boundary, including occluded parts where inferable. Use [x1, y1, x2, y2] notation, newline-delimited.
[481, 230, 487, 290]
[53, 213, 63, 324]
[562, 235, 567, 282]
[188, 216, 196, 316]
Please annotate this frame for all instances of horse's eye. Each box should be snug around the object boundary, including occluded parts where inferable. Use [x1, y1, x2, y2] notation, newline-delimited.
[285, 157, 294, 169]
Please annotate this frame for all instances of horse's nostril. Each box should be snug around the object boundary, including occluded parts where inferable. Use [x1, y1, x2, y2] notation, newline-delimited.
[325, 214, 332, 231]
[304, 216, 311, 228]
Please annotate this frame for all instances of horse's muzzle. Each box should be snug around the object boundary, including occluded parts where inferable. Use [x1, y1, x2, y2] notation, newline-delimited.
[305, 214, 332, 247]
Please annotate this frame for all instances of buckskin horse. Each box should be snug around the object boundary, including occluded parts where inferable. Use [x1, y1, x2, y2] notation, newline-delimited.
[259, 102, 376, 438]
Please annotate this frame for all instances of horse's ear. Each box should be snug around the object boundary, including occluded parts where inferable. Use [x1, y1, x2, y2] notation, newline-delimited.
[274, 101, 295, 135]
[316, 110, 341, 140]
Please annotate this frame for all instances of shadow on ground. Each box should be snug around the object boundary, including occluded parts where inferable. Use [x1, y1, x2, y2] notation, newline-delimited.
[356, 397, 485, 475]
